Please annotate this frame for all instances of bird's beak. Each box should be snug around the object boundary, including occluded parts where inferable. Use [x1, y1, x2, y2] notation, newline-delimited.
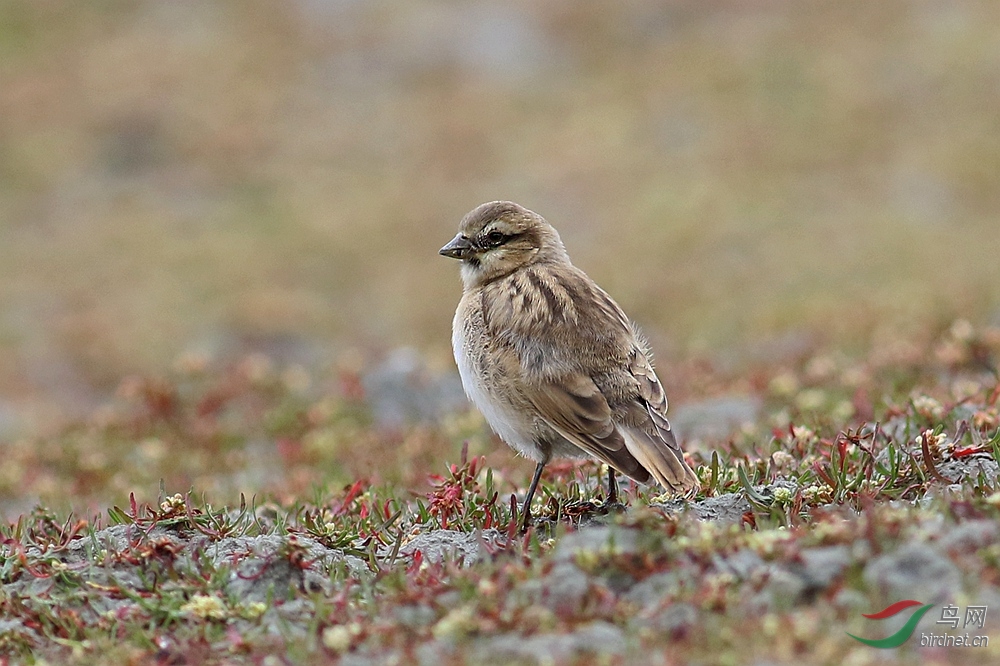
[439, 234, 473, 260]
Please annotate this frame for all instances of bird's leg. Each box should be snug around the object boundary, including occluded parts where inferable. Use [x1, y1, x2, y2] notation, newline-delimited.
[606, 466, 619, 506]
[521, 462, 545, 532]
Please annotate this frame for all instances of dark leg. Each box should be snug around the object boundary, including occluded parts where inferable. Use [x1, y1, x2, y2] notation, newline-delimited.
[607, 467, 619, 505]
[521, 462, 545, 532]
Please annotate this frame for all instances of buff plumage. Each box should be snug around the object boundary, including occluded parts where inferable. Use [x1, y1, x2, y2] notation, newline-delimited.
[440, 201, 698, 530]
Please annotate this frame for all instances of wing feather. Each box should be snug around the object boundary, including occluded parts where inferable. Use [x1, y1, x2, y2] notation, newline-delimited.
[524, 374, 649, 480]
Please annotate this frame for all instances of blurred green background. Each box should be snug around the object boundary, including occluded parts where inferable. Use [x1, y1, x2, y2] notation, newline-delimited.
[3, 0, 1000, 432]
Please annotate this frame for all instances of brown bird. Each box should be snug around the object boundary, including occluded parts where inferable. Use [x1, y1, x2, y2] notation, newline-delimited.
[440, 201, 699, 530]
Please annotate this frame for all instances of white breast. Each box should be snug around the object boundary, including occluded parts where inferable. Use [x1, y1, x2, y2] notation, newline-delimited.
[451, 303, 545, 462]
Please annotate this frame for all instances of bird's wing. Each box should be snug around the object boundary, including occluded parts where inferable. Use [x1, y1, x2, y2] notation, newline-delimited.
[523, 373, 649, 482]
[627, 347, 672, 436]
[619, 347, 699, 492]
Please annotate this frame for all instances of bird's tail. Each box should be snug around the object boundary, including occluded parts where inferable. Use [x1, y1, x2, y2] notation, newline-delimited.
[621, 426, 699, 493]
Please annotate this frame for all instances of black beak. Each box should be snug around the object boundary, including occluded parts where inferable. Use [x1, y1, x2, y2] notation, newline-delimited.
[439, 234, 473, 260]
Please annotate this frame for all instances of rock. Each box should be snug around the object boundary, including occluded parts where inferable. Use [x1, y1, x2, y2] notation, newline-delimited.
[400, 528, 505, 567]
[539, 562, 591, 616]
[863, 543, 961, 602]
[415, 641, 459, 666]
[547, 525, 658, 592]
[204, 533, 368, 601]
[0, 619, 32, 649]
[937, 457, 999, 485]
[624, 571, 684, 610]
[566, 621, 628, 656]
[394, 605, 438, 629]
[714, 548, 767, 581]
[341, 653, 399, 666]
[743, 545, 853, 612]
[758, 567, 807, 610]
[471, 622, 628, 664]
[552, 525, 646, 563]
[878, 416, 922, 445]
[939, 520, 1000, 555]
[26, 524, 369, 615]
[655, 480, 797, 523]
[654, 493, 749, 522]
[833, 588, 870, 613]
[634, 601, 698, 638]
[271, 598, 318, 638]
[796, 545, 853, 589]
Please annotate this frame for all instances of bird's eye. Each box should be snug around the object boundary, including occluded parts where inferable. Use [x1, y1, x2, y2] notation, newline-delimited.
[485, 230, 505, 246]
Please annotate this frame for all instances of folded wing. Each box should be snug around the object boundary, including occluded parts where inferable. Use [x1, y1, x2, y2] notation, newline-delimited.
[525, 364, 698, 493]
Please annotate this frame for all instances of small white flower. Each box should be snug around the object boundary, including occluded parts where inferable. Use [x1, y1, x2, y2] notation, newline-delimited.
[159, 493, 186, 513]
[432, 605, 477, 640]
[322, 625, 352, 653]
[180, 594, 227, 620]
[772, 487, 794, 504]
[771, 451, 795, 468]
[791, 425, 816, 441]
[912, 395, 945, 419]
[241, 602, 267, 619]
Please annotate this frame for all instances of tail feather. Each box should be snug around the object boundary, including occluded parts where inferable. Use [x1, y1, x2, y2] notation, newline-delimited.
[621, 427, 698, 493]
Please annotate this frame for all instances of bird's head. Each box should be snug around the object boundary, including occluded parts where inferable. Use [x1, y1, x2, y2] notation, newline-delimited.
[439, 201, 568, 288]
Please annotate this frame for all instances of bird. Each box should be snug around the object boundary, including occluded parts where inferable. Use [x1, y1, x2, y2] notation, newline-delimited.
[440, 201, 699, 531]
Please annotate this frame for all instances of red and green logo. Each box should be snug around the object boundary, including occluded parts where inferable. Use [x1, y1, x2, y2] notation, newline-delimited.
[847, 600, 935, 648]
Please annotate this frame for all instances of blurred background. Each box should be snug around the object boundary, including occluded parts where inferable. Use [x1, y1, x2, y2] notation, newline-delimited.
[3, 0, 1000, 436]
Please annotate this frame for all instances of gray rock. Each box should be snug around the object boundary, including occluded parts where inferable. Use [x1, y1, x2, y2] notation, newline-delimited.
[400, 528, 505, 567]
[10, 523, 369, 621]
[634, 601, 698, 637]
[540, 562, 591, 615]
[547, 525, 660, 593]
[341, 653, 399, 666]
[231, 555, 318, 601]
[655, 480, 797, 523]
[864, 543, 961, 602]
[0, 618, 35, 653]
[270, 598, 318, 638]
[62, 524, 184, 564]
[471, 621, 628, 664]
[940, 520, 1000, 554]
[654, 493, 749, 522]
[797, 545, 853, 589]
[567, 621, 628, 655]
[937, 457, 999, 485]
[394, 604, 438, 629]
[552, 525, 646, 563]
[833, 588, 870, 613]
[714, 548, 767, 581]
[206, 533, 367, 572]
[759, 567, 807, 610]
[203, 533, 368, 601]
[624, 571, 684, 610]
[415, 640, 458, 666]
[879, 416, 921, 445]
[743, 544, 853, 612]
